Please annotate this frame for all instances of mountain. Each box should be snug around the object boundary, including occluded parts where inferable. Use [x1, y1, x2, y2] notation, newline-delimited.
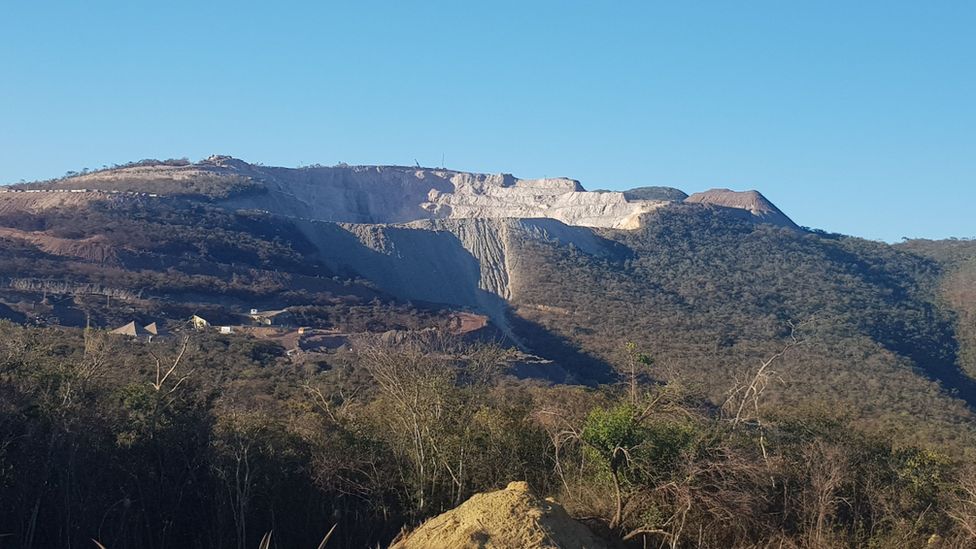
[1, 156, 973, 442]
[0, 157, 795, 339]
[14, 155, 786, 229]
[5, 156, 976, 549]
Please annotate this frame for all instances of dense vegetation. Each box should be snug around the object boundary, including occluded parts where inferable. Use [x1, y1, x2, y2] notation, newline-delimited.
[899, 238, 976, 379]
[3, 324, 976, 548]
[509, 207, 976, 447]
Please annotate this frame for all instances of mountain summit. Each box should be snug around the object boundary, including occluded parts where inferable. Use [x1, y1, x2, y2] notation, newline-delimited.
[11, 156, 796, 230]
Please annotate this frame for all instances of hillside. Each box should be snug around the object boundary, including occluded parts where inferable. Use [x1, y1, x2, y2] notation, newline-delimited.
[0, 184, 467, 343]
[0, 158, 972, 432]
[511, 208, 976, 442]
[2, 157, 976, 548]
[898, 238, 976, 380]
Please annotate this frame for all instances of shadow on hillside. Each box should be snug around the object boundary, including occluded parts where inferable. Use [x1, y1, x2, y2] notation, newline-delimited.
[298, 218, 618, 386]
[876, 317, 976, 408]
[507, 312, 617, 386]
[923, 361, 976, 408]
[907, 348, 976, 409]
[810, 239, 976, 408]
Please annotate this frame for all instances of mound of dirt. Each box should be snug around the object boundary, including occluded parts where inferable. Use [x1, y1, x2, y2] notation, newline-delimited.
[684, 188, 797, 228]
[390, 481, 607, 549]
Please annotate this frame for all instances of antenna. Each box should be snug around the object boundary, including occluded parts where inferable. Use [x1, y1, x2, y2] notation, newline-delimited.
[441, 153, 445, 169]
[415, 159, 421, 168]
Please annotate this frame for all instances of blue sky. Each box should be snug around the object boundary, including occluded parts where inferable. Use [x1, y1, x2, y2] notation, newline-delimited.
[1, 1, 973, 241]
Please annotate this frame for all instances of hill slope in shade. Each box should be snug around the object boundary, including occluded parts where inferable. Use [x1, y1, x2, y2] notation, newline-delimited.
[898, 238, 976, 379]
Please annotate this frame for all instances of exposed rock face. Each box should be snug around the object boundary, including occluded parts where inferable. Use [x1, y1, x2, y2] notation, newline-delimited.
[295, 217, 617, 340]
[22, 156, 677, 229]
[390, 481, 607, 549]
[216, 161, 670, 229]
[685, 188, 798, 228]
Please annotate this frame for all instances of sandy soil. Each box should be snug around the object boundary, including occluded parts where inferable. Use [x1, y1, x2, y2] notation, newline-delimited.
[390, 481, 607, 549]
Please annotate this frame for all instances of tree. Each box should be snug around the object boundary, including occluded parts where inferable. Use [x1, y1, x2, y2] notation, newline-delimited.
[580, 403, 644, 530]
[359, 333, 510, 514]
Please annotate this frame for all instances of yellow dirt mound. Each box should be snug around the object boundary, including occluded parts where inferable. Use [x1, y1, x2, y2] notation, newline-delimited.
[390, 481, 607, 549]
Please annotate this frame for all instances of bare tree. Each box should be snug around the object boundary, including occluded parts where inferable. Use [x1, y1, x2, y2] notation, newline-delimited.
[948, 465, 976, 542]
[800, 441, 848, 548]
[147, 335, 192, 440]
[722, 320, 808, 461]
[359, 332, 510, 513]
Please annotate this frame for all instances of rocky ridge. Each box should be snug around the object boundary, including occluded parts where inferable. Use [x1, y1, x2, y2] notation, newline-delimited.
[213, 157, 672, 229]
[14, 156, 797, 230]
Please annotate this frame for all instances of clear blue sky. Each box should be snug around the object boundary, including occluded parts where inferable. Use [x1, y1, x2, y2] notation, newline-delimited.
[2, 1, 973, 241]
